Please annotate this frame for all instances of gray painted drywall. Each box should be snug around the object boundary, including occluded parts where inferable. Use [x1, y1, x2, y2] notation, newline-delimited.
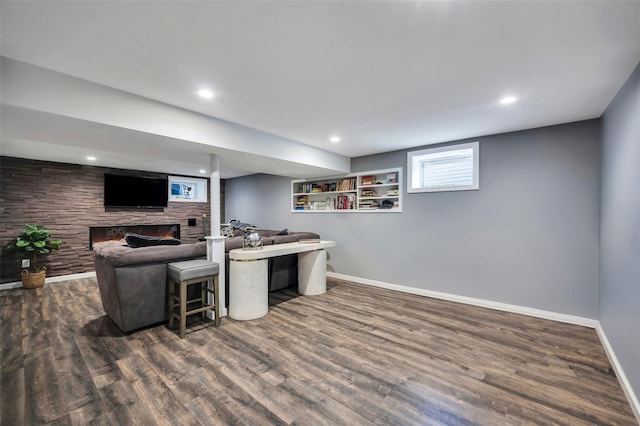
[601, 62, 640, 400]
[225, 120, 601, 318]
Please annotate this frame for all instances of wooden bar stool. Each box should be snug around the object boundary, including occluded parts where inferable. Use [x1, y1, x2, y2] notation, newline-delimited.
[167, 259, 220, 338]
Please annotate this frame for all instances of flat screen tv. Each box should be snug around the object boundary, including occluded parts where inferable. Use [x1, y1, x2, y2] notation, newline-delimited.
[104, 173, 168, 208]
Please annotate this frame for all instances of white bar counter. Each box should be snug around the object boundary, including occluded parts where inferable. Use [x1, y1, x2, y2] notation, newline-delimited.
[228, 240, 335, 320]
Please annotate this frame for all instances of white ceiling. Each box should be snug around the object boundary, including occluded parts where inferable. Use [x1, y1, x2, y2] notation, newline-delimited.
[1, 1, 639, 178]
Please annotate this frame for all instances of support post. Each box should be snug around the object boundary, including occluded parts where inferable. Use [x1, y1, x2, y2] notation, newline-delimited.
[210, 154, 221, 237]
[206, 154, 227, 316]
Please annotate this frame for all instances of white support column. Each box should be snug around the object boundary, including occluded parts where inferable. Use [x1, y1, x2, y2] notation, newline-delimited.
[210, 154, 221, 237]
[206, 154, 227, 316]
[206, 236, 227, 317]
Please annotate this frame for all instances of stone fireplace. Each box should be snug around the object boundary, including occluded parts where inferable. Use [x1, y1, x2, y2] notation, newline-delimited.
[89, 224, 180, 250]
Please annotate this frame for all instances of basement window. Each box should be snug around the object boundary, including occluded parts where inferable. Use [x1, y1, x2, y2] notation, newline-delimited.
[407, 141, 479, 193]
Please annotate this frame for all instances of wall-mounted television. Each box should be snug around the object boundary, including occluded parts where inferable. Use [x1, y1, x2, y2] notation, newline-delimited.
[104, 173, 168, 208]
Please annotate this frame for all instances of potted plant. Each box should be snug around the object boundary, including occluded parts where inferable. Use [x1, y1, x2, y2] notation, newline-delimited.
[6, 224, 63, 288]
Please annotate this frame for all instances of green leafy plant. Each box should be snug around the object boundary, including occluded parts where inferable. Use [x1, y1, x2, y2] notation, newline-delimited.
[6, 224, 63, 273]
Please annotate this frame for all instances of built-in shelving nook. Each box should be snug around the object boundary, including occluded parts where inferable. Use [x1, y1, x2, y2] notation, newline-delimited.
[291, 168, 403, 213]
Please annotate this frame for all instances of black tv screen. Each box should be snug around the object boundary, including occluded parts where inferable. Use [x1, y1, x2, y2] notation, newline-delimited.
[104, 174, 168, 208]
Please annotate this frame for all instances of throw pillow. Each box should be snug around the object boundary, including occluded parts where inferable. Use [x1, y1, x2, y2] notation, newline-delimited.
[229, 221, 258, 232]
[124, 233, 181, 248]
[221, 226, 235, 238]
[276, 228, 289, 235]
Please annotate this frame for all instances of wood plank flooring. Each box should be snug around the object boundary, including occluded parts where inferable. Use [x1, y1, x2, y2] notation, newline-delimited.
[1, 277, 637, 425]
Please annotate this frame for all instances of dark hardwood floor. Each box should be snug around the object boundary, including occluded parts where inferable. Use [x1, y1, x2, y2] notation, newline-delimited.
[1, 277, 637, 425]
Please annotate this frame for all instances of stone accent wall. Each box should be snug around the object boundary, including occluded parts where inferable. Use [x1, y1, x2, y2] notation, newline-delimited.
[0, 156, 224, 282]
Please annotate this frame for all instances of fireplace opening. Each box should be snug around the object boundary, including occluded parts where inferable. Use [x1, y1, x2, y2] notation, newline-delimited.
[89, 224, 180, 250]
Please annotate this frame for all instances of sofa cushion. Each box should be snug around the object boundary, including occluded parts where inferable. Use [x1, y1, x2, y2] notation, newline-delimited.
[256, 230, 278, 238]
[224, 235, 274, 251]
[267, 231, 321, 245]
[94, 242, 207, 267]
[221, 226, 235, 238]
[224, 236, 245, 251]
[124, 232, 181, 248]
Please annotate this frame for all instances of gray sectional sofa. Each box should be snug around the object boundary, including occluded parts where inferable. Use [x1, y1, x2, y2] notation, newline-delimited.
[93, 229, 320, 332]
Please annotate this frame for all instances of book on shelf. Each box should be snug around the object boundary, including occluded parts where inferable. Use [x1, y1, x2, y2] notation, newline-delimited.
[336, 177, 357, 191]
[334, 193, 356, 209]
[299, 179, 357, 193]
[295, 195, 308, 210]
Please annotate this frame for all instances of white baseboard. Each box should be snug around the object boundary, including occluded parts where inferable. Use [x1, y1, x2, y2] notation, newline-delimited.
[327, 271, 639, 422]
[0, 271, 97, 291]
[596, 324, 640, 423]
[327, 272, 598, 328]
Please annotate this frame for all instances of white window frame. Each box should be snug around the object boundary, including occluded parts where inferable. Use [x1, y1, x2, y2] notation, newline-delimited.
[407, 141, 479, 193]
[168, 176, 208, 202]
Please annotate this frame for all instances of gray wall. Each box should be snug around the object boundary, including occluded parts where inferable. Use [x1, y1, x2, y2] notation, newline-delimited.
[601, 62, 640, 399]
[226, 119, 601, 318]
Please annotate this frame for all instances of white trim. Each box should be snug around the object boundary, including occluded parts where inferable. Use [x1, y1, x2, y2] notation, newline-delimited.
[595, 324, 640, 423]
[327, 271, 598, 327]
[407, 141, 479, 193]
[0, 271, 96, 291]
[326, 271, 639, 421]
[0, 281, 23, 290]
[205, 235, 228, 317]
[168, 175, 208, 202]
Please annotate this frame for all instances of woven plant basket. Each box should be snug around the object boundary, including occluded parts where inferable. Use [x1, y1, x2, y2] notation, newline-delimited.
[21, 267, 46, 289]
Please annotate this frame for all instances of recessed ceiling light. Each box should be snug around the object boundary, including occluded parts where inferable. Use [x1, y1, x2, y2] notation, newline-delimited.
[330, 136, 341, 143]
[199, 169, 207, 174]
[198, 89, 214, 99]
[499, 96, 517, 105]
[86, 156, 96, 161]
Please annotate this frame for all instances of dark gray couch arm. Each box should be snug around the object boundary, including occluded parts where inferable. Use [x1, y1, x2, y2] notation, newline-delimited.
[94, 242, 207, 332]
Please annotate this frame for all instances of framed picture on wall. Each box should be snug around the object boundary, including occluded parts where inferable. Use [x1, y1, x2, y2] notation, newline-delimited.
[168, 176, 207, 202]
